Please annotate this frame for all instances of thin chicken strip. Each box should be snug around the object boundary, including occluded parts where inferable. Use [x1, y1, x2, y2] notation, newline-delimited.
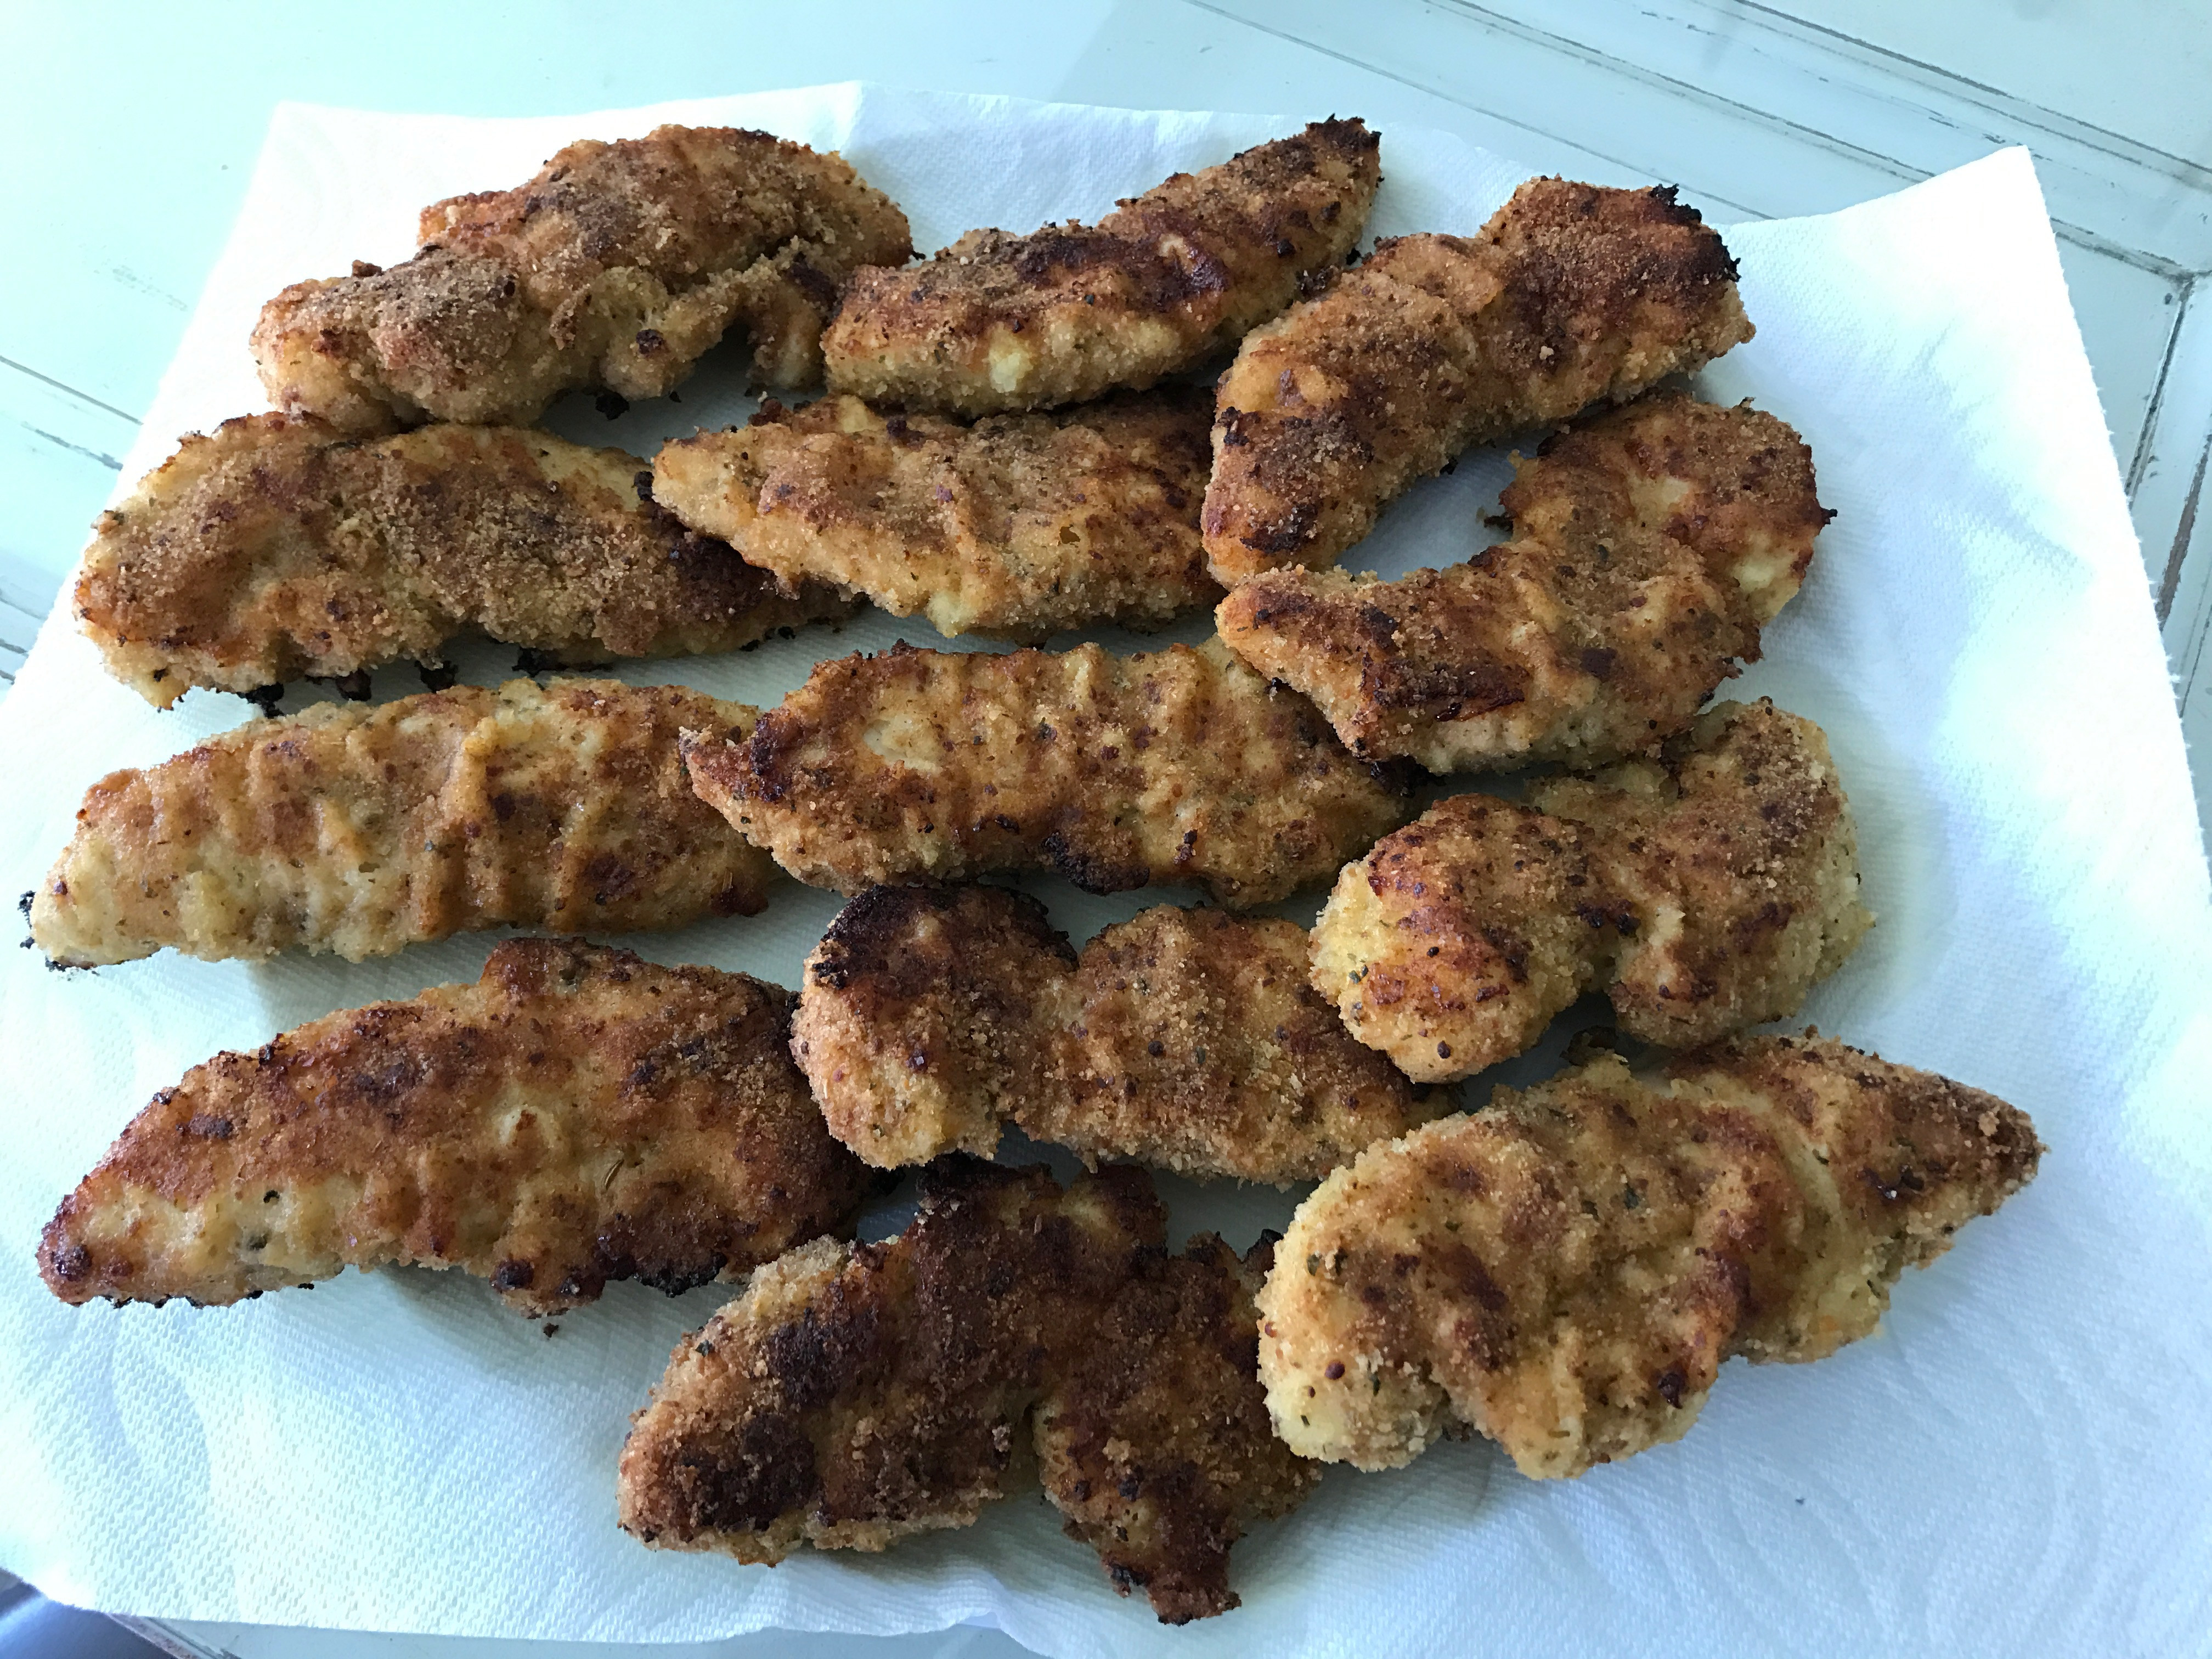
[1203, 180, 1754, 583]
[1217, 390, 1829, 771]
[29, 679, 772, 967]
[617, 1158, 1314, 1623]
[38, 939, 874, 1317]
[682, 638, 1413, 906]
[820, 118, 1380, 416]
[651, 388, 1217, 641]
[253, 125, 912, 431]
[1256, 1033, 2041, 1477]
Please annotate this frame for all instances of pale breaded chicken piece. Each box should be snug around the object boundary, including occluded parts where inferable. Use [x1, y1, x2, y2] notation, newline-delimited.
[617, 1159, 1314, 1623]
[1203, 179, 1755, 582]
[820, 119, 1380, 416]
[1218, 391, 1830, 772]
[791, 884, 1439, 1181]
[253, 125, 912, 431]
[1312, 701, 1871, 1081]
[30, 679, 772, 967]
[38, 939, 874, 1316]
[651, 388, 1217, 641]
[1256, 1034, 2041, 1477]
[683, 638, 1413, 906]
[77, 413, 853, 708]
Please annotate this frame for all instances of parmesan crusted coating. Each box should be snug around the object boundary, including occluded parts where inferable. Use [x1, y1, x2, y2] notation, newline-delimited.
[651, 389, 1218, 641]
[820, 119, 1380, 415]
[792, 885, 1440, 1180]
[682, 638, 1414, 906]
[37, 940, 876, 1317]
[617, 1159, 1316, 1623]
[31, 679, 773, 967]
[1218, 391, 1830, 772]
[1203, 179, 1753, 582]
[253, 125, 912, 430]
[1312, 701, 1871, 1081]
[1256, 1035, 2041, 1477]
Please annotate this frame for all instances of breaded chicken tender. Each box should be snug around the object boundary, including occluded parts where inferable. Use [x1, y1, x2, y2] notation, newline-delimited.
[30, 679, 772, 967]
[1313, 701, 1871, 1082]
[792, 884, 1438, 1180]
[617, 1159, 1314, 1623]
[651, 388, 1217, 641]
[77, 413, 853, 708]
[38, 939, 876, 1316]
[1220, 391, 1829, 772]
[1256, 1034, 2041, 1477]
[253, 125, 912, 430]
[683, 638, 1412, 906]
[1203, 180, 1754, 582]
[820, 119, 1380, 416]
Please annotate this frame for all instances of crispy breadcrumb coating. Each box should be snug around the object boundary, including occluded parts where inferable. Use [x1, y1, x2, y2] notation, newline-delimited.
[1256, 1033, 2041, 1476]
[1218, 391, 1829, 772]
[820, 119, 1380, 416]
[682, 638, 1413, 906]
[38, 940, 875, 1317]
[651, 388, 1217, 641]
[617, 1159, 1314, 1623]
[253, 125, 912, 430]
[31, 679, 772, 967]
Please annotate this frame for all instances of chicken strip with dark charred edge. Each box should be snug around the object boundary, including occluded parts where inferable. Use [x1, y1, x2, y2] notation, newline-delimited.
[38, 940, 876, 1316]
[651, 388, 1217, 642]
[253, 125, 912, 431]
[31, 679, 775, 967]
[793, 885, 1441, 1180]
[1218, 391, 1829, 772]
[1204, 180, 1755, 583]
[682, 639, 1413, 906]
[1257, 1033, 2040, 1477]
[617, 1159, 1314, 1623]
[1312, 700, 1871, 1082]
[78, 413, 854, 708]
[820, 119, 1380, 416]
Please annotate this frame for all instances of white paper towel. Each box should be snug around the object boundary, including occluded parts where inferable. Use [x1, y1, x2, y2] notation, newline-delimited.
[1, 84, 2207, 1657]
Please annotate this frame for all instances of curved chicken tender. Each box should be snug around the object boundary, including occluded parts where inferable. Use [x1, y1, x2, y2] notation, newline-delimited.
[820, 118, 1380, 416]
[651, 388, 1217, 641]
[1203, 179, 1754, 582]
[1218, 391, 1830, 772]
[617, 1159, 1315, 1623]
[253, 125, 912, 431]
[792, 884, 1439, 1181]
[38, 939, 876, 1316]
[1313, 700, 1871, 1081]
[1256, 1035, 2040, 1476]
[682, 638, 1413, 907]
[30, 679, 772, 967]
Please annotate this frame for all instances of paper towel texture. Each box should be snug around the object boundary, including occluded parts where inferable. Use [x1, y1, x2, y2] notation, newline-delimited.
[1, 85, 2207, 1657]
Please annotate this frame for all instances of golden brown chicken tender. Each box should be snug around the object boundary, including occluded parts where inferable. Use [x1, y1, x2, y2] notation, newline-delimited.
[617, 1158, 1314, 1623]
[30, 679, 774, 967]
[1256, 1033, 2041, 1477]
[1312, 701, 1871, 1081]
[253, 125, 912, 431]
[820, 119, 1380, 416]
[682, 638, 1413, 907]
[651, 388, 1217, 641]
[1218, 391, 1829, 772]
[38, 939, 876, 1317]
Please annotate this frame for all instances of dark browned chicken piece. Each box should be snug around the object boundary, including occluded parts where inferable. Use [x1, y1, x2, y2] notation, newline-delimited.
[617, 1159, 1315, 1623]
[253, 125, 912, 430]
[38, 940, 876, 1317]
[1257, 1034, 2041, 1477]
[820, 119, 1381, 416]
[1204, 180, 1754, 583]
